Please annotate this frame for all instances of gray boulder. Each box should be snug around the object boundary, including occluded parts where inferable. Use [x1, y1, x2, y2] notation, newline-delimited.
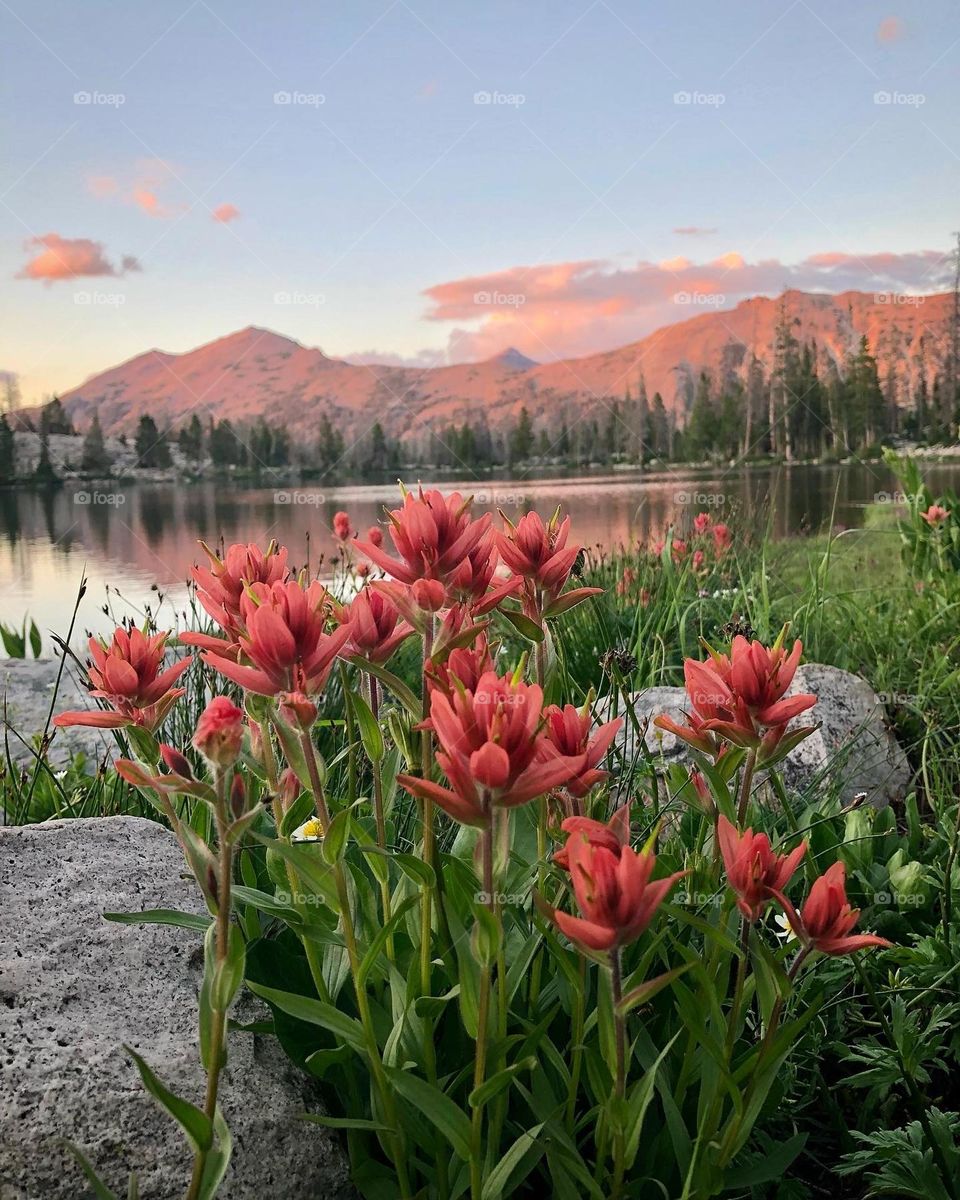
[1, 658, 112, 767]
[0, 817, 353, 1200]
[607, 664, 911, 807]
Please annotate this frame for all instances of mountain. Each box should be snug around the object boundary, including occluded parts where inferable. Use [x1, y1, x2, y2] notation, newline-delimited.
[51, 290, 954, 441]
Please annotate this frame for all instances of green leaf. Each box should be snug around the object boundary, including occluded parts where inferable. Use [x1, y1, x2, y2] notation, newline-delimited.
[724, 1132, 807, 1187]
[279, 791, 316, 839]
[28, 619, 42, 659]
[357, 895, 418, 989]
[210, 923, 246, 1013]
[301, 1113, 393, 1132]
[383, 1067, 473, 1160]
[245, 981, 366, 1054]
[350, 656, 420, 717]
[63, 1142, 122, 1200]
[469, 1057, 537, 1109]
[351, 690, 385, 762]
[481, 1123, 545, 1200]
[623, 1034, 678, 1169]
[321, 806, 352, 865]
[251, 834, 339, 911]
[499, 608, 544, 643]
[103, 909, 211, 932]
[197, 1107, 233, 1200]
[617, 964, 692, 1016]
[125, 1046, 212, 1152]
[394, 852, 435, 888]
[231, 885, 302, 925]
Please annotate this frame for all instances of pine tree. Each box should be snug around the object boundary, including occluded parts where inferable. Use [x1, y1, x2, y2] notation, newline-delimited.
[134, 414, 172, 467]
[81, 411, 112, 472]
[0, 414, 15, 480]
[179, 414, 205, 462]
[40, 397, 74, 436]
[34, 429, 58, 483]
[509, 407, 535, 464]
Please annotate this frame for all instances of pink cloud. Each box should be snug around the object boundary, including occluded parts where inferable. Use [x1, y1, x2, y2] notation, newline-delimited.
[87, 175, 119, 198]
[421, 249, 952, 361]
[211, 203, 240, 223]
[876, 16, 904, 43]
[133, 188, 179, 219]
[16, 234, 141, 282]
[673, 226, 717, 236]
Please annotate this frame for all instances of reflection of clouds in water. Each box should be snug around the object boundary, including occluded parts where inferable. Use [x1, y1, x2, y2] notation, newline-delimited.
[3, 463, 960, 650]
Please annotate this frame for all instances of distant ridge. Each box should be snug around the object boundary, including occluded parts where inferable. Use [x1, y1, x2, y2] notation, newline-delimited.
[51, 289, 953, 440]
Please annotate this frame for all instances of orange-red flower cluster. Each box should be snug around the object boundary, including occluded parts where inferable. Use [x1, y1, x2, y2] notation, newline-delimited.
[54, 628, 189, 731]
[655, 635, 817, 762]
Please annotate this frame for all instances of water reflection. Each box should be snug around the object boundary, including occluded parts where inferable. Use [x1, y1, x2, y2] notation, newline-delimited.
[2, 462, 958, 649]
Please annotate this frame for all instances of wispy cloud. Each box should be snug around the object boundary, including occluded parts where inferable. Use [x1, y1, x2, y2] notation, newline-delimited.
[16, 233, 141, 282]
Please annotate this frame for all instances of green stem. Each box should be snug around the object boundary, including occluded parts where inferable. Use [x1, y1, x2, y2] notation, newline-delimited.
[610, 946, 627, 1199]
[566, 953, 587, 1132]
[368, 674, 395, 962]
[736, 748, 758, 826]
[299, 730, 411, 1199]
[725, 917, 750, 1056]
[185, 774, 233, 1200]
[471, 818, 495, 1200]
[419, 615, 436, 998]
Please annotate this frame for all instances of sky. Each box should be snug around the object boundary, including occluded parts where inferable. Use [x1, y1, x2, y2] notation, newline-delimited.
[2, 0, 959, 404]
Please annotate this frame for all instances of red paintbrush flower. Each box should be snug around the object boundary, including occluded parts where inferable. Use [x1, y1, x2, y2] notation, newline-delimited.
[339, 586, 415, 666]
[777, 860, 892, 956]
[354, 487, 492, 586]
[201, 579, 350, 696]
[496, 508, 601, 621]
[182, 541, 290, 653]
[921, 503, 950, 525]
[397, 669, 586, 826]
[54, 627, 188, 732]
[553, 805, 631, 870]
[426, 634, 496, 698]
[539, 703, 623, 798]
[717, 813, 806, 922]
[655, 635, 817, 755]
[443, 527, 521, 615]
[547, 829, 686, 953]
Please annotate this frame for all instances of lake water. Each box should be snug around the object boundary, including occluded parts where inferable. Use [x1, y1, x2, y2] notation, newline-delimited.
[2, 461, 958, 653]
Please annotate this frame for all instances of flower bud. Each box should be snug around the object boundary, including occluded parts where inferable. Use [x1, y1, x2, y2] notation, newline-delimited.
[279, 691, 318, 732]
[230, 772, 247, 818]
[367, 526, 383, 548]
[334, 511, 352, 540]
[192, 696, 245, 770]
[160, 744, 194, 779]
[278, 766, 300, 810]
[411, 577, 446, 613]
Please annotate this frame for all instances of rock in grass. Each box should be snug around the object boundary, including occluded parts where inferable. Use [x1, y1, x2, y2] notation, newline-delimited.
[0, 816, 354, 1200]
[606, 664, 911, 808]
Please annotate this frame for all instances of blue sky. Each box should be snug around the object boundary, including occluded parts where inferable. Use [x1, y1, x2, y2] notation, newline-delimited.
[3, 0, 959, 402]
